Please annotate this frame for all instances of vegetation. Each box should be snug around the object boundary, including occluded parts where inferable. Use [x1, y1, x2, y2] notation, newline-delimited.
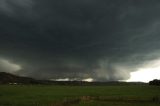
[149, 79, 160, 86]
[0, 85, 160, 106]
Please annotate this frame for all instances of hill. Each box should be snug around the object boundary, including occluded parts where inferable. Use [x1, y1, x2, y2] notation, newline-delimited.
[0, 72, 38, 84]
[0, 72, 147, 85]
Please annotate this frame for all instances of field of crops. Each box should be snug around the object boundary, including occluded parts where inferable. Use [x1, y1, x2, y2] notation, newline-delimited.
[0, 84, 160, 106]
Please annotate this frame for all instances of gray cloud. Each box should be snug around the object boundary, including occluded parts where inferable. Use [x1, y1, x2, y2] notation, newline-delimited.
[0, 58, 21, 73]
[0, 0, 34, 16]
[1, 0, 160, 81]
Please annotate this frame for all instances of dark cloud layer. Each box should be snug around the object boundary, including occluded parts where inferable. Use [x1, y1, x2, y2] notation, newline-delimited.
[1, 0, 160, 81]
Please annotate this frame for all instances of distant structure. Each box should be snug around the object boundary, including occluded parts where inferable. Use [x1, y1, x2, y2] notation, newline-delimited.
[149, 79, 160, 86]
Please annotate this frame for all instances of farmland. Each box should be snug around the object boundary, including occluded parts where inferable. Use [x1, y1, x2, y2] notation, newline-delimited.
[0, 84, 160, 106]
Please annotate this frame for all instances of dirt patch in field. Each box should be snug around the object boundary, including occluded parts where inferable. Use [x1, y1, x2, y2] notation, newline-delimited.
[49, 96, 160, 106]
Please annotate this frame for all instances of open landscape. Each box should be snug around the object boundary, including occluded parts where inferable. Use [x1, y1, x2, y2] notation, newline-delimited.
[0, 72, 160, 106]
[1, 1, 160, 106]
[0, 84, 160, 106]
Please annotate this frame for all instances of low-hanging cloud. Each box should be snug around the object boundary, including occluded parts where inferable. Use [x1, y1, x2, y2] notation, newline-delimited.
[1, 0, 160, 81]
[0, 58, 21, 73]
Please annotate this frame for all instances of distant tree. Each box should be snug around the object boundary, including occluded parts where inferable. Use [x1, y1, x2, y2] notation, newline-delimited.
[149, 79, 160, 86]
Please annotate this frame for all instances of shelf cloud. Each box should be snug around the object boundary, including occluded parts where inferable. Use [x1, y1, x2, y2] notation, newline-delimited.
[0, 0, 160, 81]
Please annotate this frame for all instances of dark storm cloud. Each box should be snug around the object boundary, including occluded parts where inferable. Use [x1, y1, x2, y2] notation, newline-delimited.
[1, 0, 160, 81]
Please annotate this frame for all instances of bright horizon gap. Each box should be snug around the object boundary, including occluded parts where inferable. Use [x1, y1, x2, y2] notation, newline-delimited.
[126, 59, 160, 83]
[50, 78, 94, 82]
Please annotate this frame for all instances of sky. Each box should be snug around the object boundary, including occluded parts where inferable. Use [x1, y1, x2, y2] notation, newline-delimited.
[0, 0, 160, 82]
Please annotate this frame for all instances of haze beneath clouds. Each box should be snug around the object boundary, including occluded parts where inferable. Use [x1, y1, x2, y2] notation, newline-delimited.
[0, 0, 160, 81]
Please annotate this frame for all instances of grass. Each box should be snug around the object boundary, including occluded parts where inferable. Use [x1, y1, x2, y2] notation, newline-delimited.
[0, 84, 160, 106]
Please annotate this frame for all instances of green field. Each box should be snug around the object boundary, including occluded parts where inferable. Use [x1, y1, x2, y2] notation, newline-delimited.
[0, 85, 160, 106]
